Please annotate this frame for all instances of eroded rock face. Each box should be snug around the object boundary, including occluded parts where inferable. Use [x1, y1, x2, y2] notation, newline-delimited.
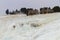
[40, 7, 54, 14]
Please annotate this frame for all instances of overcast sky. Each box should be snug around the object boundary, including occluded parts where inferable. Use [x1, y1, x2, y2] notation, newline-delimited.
[0, 0, 60, 15]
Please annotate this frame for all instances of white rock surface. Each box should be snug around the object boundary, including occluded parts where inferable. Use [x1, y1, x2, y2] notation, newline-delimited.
[0, 13, 60, 40]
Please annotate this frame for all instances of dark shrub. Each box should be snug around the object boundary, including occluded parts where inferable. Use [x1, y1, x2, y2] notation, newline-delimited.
[5, 9, 9, 15]
[16, 9, 20, 13]
[26, 8, 33, 11]
[26, 8, 33, 16]
[20, 7, 27, 14]
[52, 6, 60, 12]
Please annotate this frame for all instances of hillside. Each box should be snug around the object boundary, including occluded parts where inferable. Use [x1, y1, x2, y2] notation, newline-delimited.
[0, 13, 60, 40]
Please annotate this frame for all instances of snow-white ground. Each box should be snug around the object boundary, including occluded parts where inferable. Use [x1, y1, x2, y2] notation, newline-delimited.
[0, 13, 60, 40]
